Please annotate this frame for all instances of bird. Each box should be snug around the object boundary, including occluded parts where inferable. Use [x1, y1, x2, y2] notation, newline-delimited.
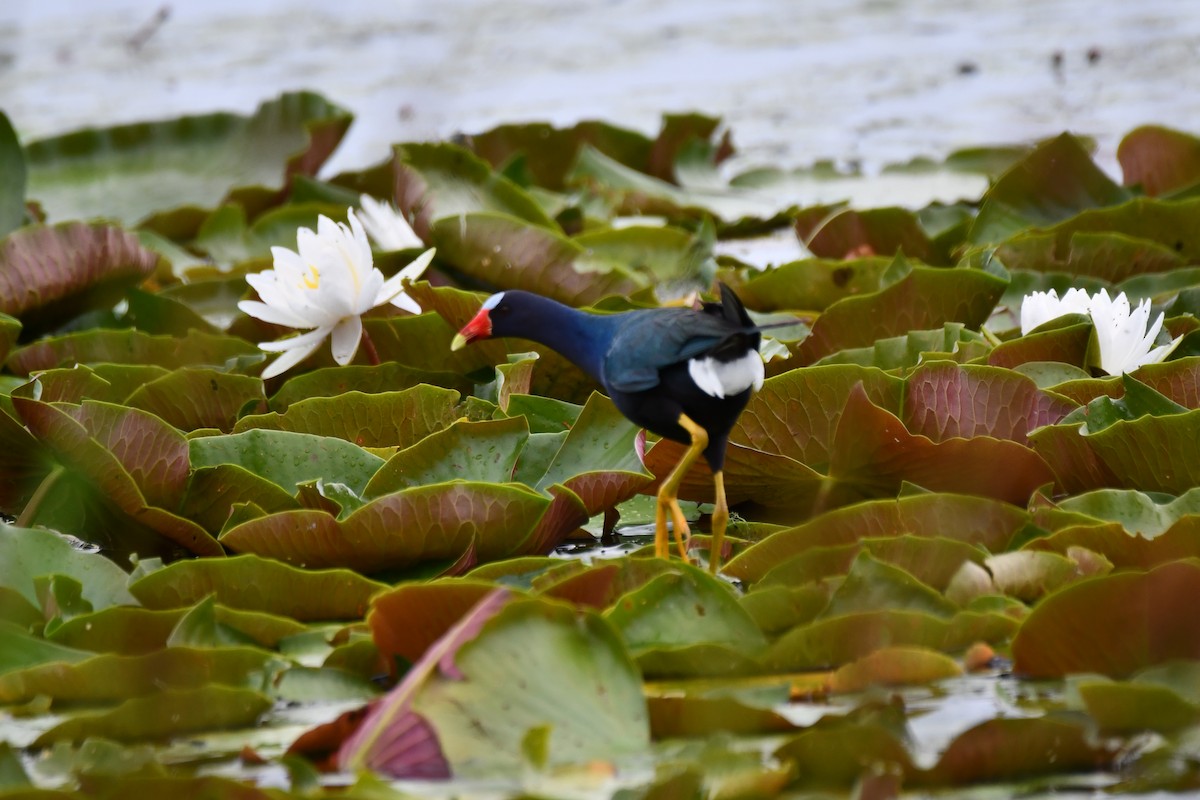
[451, 283, 767, 573]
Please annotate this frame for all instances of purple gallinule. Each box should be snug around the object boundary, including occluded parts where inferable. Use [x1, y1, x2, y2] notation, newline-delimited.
[451, 283, 767, 573]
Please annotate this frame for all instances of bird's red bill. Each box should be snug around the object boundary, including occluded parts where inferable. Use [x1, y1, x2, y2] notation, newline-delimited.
[450, 307, 492, 350]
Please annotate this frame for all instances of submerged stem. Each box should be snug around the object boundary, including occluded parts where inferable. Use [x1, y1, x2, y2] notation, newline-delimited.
[360, 327, 381, 366]
[17, 465, 66, 528]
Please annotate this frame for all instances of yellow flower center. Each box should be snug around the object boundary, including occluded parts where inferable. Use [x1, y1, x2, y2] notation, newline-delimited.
[302, 265, 320, 289]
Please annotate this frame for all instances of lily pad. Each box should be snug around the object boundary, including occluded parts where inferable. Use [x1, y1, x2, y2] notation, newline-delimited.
[219, 482, 547, 572]
[25, 91, 351, 228]
[797, 265, 1006, 363]
[0, 526, 136, 611]
[430, 212, 641, 305]
[0, 111, 25, 237]
[33, 685, 272, 746]
[0, 223, 159, 337]
[128, 555, 386, 621]
[6, 328, 259, 375]
[1118, 124, 1200, 196]
[967, 133, 1131, 246]
[1012, 560, 1200, 678]
[189, 428, 384, 497]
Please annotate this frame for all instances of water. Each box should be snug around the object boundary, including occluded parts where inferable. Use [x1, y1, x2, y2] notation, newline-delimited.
[1, 0, 1197, 180]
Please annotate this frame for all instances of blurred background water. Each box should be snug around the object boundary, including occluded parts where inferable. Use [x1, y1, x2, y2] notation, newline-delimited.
[1, 0, 1197, 177]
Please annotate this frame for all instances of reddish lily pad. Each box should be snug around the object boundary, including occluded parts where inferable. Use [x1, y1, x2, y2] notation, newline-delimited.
[1118, 125, 1200, 196]
[368, 580, 502, 669]
[6, 328, 259, 375]
[12, 396, 220, 558]
[220, 482, 547, 573]
[829, 645, 962, 693]
[923, 717, 1113, 785]
[827, 384, 1055, 506]
[725, 493, 1028, 583]
[0, 223, 159, 336]
[794, 205, 947, 264]
[901, 362, 1076, 445]
[1012, 560, 1200, 678]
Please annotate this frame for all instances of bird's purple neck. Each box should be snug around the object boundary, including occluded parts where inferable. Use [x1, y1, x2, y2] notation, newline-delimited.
[498, 293, 622, 384]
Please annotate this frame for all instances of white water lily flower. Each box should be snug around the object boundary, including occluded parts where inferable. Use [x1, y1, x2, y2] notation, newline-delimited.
[357, 194, 424, 251]
[1019, 287, 1092, 335]
[238, 209, 435, 379]
[1087, 288, 1182, 376]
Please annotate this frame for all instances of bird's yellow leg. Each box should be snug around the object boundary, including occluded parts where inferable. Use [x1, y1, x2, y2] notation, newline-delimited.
[655, 414, 708, 564]
[709, 470, 728, 574]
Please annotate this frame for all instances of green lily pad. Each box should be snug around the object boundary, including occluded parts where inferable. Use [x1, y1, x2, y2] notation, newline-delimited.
[394, 141, 557, 235]
[0, 526, 136, 611]
[128, 555, 387, 621]
[365, 416, 529, 495]
[1031, 409, 1200, 494]
[123, 368, 264, 433]
[1077, 677, 1200, 733]
[798, 265, 1006, 363]
[32, 685, 272, 746]
[430, 212, 641, 305]
[820, 552, 958, 620]
[25, 91, 351, 229]
[189, 428, 384, 497]
[1056, 487, 1200, 536]
[0, 646, 274, 705]
[0, 111, 26, 237]
[967, 133, 1131, 246]
[0, 622, 91, 676]
[605, 566, 767, 659]
[814, 324, 985, 370]
[239, 385, 461, 449]
[719, 256, 894, 313]
[268, 361, 472, 411]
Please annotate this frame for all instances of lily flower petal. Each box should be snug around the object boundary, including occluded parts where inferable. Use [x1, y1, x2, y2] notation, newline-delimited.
[258, 327, 333, 380]
[240, 208, 416, 379]
[330, 315, 364, 366]
[358, 194, 424, 251]
[377, 248, 436, 313]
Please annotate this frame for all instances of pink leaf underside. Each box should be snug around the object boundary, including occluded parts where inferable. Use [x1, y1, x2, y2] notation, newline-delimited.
[337, 587, 512, 776]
